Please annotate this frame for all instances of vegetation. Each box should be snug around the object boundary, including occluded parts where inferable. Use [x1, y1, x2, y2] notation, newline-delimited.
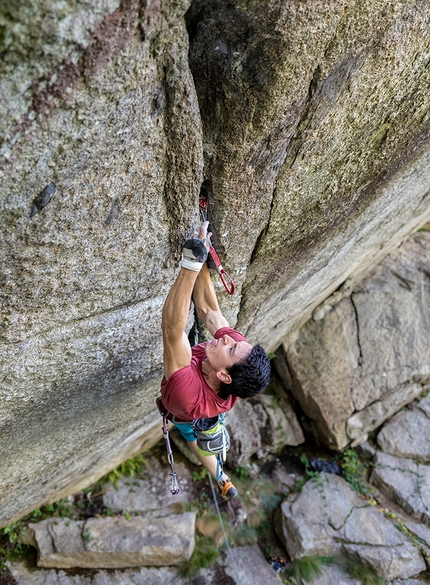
[282, 556, 326, 584]
[340, 449, 373, 496]
[98, 454, 148, 488]
[178, 534, 219, 577]
[0, 453, 148, 573]
[345, 560, 386, 585]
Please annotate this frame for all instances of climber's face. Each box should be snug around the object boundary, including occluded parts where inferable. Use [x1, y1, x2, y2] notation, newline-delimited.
[204, 333, 252, 384]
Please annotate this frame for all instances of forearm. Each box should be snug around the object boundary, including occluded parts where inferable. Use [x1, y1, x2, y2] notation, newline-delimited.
[162, 268, 199, 339]
[192, 264, 228, 335]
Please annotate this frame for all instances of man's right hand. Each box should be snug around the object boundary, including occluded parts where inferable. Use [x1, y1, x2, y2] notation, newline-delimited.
[181, 221, 211, 271]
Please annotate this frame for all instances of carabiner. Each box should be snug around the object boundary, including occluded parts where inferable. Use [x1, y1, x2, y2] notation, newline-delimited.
[218, 267, 235, 295]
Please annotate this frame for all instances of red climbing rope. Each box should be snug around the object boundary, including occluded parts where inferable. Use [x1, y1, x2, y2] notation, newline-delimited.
[199, 193, 235, 295]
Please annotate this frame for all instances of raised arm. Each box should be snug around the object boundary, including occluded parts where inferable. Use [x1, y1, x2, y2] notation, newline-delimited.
[192, 263, 229, 336]
[162, 222, 210, 379]
[162, 269, 198, 380]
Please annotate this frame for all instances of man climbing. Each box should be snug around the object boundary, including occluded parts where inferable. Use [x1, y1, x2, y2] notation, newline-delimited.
[160, 220, 271, 500]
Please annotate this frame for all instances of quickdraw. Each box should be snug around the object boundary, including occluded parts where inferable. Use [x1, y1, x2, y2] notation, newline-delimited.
[156, 397, 180, 495]
[199, 193, 235, 295]
[162, 414, 180, 495]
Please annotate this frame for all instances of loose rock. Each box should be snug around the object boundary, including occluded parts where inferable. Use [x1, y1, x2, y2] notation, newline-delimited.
[344, 541, 425, 583]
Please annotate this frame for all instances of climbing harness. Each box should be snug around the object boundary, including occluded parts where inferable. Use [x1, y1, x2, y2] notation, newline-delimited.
[192, 413, 230, 482]
[199, 193, 235, 295]
[156, 398, 180, 495]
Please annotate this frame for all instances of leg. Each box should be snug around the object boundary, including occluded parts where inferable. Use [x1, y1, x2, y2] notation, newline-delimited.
[187, 440, 238, 500]
[172, 421, 237, 499]
[187, 440, 228, 482]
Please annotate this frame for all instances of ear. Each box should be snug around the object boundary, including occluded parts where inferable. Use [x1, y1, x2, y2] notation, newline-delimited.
[216, 370, 232, 385]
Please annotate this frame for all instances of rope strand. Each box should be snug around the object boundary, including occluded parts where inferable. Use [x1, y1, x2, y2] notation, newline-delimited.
[208, 472, 243, 585]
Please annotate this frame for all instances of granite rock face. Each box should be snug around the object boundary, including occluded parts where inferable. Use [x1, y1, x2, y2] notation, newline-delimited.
[277, 233, 430, 449]
[187, 0, 430, 345]
[2, 0, 430, 526]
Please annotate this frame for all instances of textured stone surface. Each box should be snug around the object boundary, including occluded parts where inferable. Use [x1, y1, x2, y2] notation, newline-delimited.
[7, 562, 195, 585]
[377, 395, 430, 461]
[218, 545, 284, 585]
[29, 513, 196, 568]
[370, 451, 430, 525]
[198, 0, 430, 346]
[0, 0, 202, 527]
[310, 564, 361, 585]
[344, 541, 425, 582]
[225, 381, 304, 466]
[390, 581, 426, 585]
[280, 233, 430, 448]
[8, 563, 92, 585]
[2, 0, 430, 527]
[275, 473, 425, 580]
[102, 459, 194, 513]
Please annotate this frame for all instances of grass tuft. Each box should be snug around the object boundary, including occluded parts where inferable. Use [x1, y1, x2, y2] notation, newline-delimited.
[178, 535, 220, 577]
[289, 556, 323, 584]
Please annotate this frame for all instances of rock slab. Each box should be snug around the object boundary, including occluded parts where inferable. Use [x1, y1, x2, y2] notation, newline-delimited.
[275, 473, 425, 581]
[28, 513, 196, 569]
[371, 450, 430, 525]
[377, 395, 430, 461]
[8, 562, 195, 585]
[218, 545, 284, 585]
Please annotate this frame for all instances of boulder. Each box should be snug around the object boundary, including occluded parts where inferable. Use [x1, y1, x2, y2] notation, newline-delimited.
[377, 398, 430, 461]
[218, 545, 284, 585]
[275, 473, 425, 580]
[28, 513, 196, 569]
[279, 233, 430, 449]
[370, 451, 430, 525]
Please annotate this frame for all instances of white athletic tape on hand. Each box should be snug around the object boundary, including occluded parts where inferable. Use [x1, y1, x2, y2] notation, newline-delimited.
[181, 257, 203, 271]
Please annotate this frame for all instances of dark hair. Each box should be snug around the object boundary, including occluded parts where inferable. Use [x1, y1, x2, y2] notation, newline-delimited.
[218, 344, 271, 400]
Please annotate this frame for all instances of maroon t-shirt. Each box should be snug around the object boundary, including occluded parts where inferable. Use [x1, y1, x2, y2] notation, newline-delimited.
[160, 327, 247, 421]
